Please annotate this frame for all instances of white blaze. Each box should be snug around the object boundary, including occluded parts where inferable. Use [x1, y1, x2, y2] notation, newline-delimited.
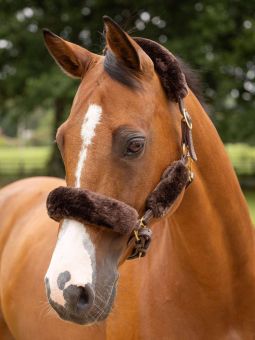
[75, 104, 102, 188]
[46, 104, 102, 306]
[46, 219, 95, 306]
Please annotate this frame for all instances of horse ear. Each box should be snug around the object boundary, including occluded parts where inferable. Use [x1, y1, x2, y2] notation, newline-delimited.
[103, 16, 150, 72]
[43, 29, 99, 78]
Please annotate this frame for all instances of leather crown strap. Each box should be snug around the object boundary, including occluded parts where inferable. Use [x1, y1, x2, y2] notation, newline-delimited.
[46, 98, 197, 260]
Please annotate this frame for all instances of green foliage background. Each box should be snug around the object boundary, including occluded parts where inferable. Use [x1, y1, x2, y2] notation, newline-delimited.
[0, 0, 255, 175]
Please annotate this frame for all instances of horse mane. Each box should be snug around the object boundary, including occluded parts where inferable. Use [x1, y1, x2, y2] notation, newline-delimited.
[175, 55, 204, 105]
[104, 36, 203, 104]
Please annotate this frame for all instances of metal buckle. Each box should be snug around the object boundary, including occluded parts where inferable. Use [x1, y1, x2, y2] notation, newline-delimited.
[179, 98, 192, 130]
[127, 218, 152, 260]
[139, 217, 146, 229]
[183, 108, 192, 130]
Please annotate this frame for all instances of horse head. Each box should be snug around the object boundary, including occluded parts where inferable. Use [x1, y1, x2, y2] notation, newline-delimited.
[44, 16, 189, 325]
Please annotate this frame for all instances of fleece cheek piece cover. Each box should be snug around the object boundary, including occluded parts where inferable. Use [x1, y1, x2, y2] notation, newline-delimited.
[145, 160, 189, 218]
[46, 160, 189, 235]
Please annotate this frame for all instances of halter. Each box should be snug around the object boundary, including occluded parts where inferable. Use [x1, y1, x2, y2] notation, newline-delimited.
[46, 97, 197, 260]
[126, 97, 197, 259]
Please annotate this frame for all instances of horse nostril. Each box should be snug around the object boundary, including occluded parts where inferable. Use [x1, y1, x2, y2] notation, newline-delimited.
[63, 284, 94, 312]
[77, 284, 94, 309]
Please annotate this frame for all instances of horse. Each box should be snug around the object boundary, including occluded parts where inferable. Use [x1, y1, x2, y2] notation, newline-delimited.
[0, 16, 254, 340]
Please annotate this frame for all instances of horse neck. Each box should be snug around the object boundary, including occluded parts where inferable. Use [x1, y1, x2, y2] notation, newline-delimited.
[166, 92, 255, 287]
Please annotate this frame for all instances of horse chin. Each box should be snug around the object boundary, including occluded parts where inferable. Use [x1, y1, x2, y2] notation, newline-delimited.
[49, 283, 117, 326]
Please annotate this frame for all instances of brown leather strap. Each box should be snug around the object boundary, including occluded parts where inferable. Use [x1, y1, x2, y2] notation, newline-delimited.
[179, 98, 197, 161]
[127, 99, 197, 260]
[142, 209, 154, 225]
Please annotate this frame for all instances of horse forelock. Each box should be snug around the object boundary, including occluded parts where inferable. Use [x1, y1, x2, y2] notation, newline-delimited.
[103, 36, 203, 104]
[104, 50, 141, 90]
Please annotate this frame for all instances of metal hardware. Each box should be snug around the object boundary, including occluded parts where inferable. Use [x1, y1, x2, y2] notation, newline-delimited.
[179, 98, 193, 130]
[183, 108, 192, 130]
[127, 222, 152, 260]
[133, 229, 140, 242]
[182, 142, 194, 184]
[139, 217, 146, 229]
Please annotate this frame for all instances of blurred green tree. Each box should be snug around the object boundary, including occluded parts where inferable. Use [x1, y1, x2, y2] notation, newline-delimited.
[0, 0, 255, 176]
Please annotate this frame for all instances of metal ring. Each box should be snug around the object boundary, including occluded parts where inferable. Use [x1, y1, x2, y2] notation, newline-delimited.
[183, 109, 193, 129]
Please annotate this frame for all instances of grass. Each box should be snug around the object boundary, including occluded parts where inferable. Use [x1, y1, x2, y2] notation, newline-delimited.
[225, 144, 255, 222]
[225, 143, 255, 175]
[0, 146, 50, 174]
[244, 191, 255, 223]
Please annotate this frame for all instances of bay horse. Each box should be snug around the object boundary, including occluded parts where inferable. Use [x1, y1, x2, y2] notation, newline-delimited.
[0, 16, 255, 340]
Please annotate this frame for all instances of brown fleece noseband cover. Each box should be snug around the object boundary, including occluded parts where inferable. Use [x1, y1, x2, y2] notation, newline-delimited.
[46, 160, 189, 235]
[47, 187, 139, 235]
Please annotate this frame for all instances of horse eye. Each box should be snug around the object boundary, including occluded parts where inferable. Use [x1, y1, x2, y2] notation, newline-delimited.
[125, 137, 145, 156]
